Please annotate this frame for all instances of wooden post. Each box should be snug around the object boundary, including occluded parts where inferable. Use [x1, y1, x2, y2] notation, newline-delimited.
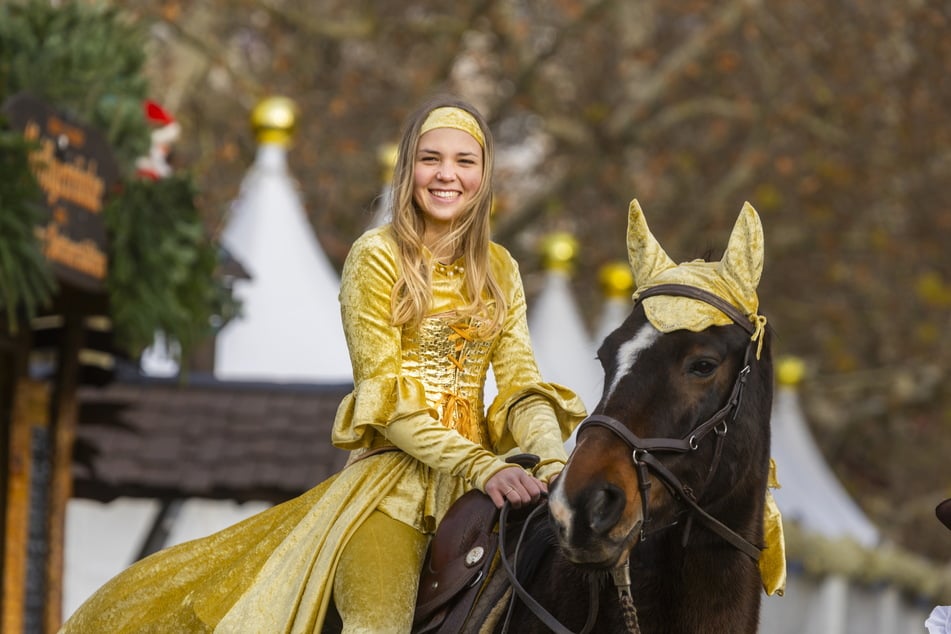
[44, 311, 83, 633]
[2, 379, 51, 634]
[0, 329, 28, 633]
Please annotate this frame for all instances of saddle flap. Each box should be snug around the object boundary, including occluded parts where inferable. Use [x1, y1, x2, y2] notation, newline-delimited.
[414, 489, 499, 628]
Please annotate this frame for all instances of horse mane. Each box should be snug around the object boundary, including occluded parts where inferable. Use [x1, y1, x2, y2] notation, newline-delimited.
[506, 513, 554, 578]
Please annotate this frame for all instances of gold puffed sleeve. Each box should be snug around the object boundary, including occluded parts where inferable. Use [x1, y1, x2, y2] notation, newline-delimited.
[484, 244, 587, 455]
[508, 394, 571, 483]
[383, 412, 511, 491]
[332, 228, 434, 450]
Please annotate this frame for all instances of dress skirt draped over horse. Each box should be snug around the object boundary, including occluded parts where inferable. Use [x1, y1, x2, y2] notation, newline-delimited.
[60, 453, 420, 632]
[59, 226, 586, 633]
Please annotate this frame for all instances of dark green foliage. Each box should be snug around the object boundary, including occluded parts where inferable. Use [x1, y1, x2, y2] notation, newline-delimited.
[0, 121, 55, 330]
[0, 0, 150, 172]
[0, 0, 236, 361]
[106, 177, 238, 359]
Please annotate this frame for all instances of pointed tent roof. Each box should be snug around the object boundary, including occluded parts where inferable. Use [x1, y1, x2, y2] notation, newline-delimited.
[214, 97, 351, 383]
[528, 233, 602, 414]
[770, 357, 880, 547]
[368, 142, 398, 229]
[592, 261, 634, 347]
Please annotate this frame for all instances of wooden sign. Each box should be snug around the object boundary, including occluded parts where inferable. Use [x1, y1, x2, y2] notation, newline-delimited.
[2, 92, 119, 293]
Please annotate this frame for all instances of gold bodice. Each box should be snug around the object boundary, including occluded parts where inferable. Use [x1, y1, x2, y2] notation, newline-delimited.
[402, 314, 494, 446]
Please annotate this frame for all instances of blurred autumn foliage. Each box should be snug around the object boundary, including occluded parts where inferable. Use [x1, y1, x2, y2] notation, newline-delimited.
[113, 0, 951, 560]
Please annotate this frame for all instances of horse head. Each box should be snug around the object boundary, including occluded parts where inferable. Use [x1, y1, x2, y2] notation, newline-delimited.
[549, 200, 773, 572]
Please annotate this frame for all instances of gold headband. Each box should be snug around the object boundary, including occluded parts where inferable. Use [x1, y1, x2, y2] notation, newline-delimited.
[419, 106, 485, 148]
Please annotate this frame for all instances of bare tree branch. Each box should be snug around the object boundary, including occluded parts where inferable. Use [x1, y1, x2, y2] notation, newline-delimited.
[607, 0, 761, 137]
[639, 97, 755, 139]
[257, 1, 376, 39]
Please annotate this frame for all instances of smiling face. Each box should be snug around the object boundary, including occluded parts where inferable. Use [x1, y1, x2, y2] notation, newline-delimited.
[413, 127, 484, 247]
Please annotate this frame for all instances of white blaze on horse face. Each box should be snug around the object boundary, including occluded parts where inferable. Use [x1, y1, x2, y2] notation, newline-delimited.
[549, 481, 573, 540]
[604, 323, 661, 402]
[551, 323, 660, 549]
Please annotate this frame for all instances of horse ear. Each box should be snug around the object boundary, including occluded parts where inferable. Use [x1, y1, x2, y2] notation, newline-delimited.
[627, 198, 676, 289]
[717, 201, 764, 297]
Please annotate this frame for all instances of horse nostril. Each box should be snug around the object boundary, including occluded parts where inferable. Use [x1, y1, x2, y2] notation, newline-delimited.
[587, 484, 625, 536]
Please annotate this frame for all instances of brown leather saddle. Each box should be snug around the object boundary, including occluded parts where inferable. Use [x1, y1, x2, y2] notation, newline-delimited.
[413, 488, 499, 633]
[413, 454, 540, 634]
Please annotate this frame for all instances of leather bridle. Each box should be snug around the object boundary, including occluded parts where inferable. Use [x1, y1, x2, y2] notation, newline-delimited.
[577, 283, 763, 560]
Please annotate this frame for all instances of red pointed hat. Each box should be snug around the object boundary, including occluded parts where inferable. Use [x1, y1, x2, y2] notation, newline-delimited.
[144, 100, 175, 126]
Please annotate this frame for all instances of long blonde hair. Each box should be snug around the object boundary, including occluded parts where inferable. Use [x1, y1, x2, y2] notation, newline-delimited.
[389, 96, 506, 338]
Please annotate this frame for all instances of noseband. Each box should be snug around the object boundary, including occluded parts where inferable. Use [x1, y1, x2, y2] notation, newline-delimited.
[576, 283, 762, 561]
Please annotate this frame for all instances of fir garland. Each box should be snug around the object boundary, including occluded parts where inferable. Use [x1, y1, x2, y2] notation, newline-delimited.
[0, 0, 150, 168]
[784, 520, 951, 604]
[0, 122, 55, 330]
[106, 177, 239, 357]
[0, 0, 235, 362]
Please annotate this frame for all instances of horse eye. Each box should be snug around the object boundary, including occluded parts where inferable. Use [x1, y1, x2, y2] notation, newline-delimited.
[689, 358, 718, 377]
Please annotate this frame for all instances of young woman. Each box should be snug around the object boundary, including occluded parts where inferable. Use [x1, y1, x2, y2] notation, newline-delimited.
[60, 95, 586, 633]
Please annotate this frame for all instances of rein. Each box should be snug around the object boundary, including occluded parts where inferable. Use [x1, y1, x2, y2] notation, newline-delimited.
[577, 283, 763, 561]
[497, 499, 640, 634]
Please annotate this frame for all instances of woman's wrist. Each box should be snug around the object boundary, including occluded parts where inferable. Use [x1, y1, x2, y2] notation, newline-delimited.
[532, 458, 566, 484]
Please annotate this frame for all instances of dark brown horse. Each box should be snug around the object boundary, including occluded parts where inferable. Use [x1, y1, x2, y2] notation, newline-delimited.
[461, 201, 775, 633]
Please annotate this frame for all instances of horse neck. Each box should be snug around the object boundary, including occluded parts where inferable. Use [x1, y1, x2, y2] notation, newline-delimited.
[627, 429, 769, 632]
[629, 525, 763, 633]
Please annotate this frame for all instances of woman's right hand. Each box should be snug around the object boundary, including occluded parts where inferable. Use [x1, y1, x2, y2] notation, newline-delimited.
[485, 466, 546, 509]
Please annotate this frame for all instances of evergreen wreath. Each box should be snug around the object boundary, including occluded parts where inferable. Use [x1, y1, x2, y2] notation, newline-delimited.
[0, 0, 236, 361]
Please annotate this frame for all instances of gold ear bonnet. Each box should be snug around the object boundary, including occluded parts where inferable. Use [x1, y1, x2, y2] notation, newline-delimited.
[626, 199, 767, 356]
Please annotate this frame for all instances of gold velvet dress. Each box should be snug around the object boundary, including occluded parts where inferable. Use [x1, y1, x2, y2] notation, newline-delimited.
[60, 226, 586, 633]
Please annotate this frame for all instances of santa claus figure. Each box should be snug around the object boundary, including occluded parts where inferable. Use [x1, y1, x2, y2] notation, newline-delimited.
[135, 100, 180, 180]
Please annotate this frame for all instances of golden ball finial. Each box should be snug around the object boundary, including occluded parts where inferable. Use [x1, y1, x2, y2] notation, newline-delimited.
[599, 262, 634, 299]
[251, 96, 298, 146]
[377, 142, 399, 184]
[541, 232, 579, 274]
[776, 355, 806, 387]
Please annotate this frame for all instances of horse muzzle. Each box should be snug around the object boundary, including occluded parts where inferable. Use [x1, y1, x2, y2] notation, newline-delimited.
[549, 476, 644, 568]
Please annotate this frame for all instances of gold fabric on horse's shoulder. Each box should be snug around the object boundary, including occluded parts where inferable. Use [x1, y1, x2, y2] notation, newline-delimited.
[760, 459, 787, 596]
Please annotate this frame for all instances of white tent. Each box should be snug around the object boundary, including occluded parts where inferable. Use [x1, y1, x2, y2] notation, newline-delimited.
[526, 233, 602, 455]
[770, 377, 879, 548]
[591, 261, 634, 348]
[527, 233, 602, 414]
[214, 98, 351, 384]
[759, 358, 934, 634]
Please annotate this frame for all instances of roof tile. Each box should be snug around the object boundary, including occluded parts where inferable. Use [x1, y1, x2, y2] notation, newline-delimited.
[73, 376, 353, 503]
